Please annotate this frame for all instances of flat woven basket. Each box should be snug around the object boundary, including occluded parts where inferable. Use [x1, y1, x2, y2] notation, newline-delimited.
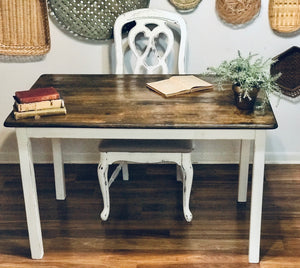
[0, 0, 50, 56]
[216, 0, 261, 25]
[48, 0, 150, 41]
[269, 0, 300, 33]
[169, 0, 202, 11]
[271, 46, 300, 98]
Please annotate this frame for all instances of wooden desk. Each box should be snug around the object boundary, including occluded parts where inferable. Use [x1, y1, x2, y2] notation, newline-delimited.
[4, 74, 277, 263]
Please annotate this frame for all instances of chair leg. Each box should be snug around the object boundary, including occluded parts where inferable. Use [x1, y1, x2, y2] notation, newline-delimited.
[97, 156, 110, 221]
[181, 154, 193, 222]
[176, 165, 183, 182]
[121, 163, 129, 181]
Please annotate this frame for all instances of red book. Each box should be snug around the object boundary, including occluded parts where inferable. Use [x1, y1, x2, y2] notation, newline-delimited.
[15, 87, 60, 104]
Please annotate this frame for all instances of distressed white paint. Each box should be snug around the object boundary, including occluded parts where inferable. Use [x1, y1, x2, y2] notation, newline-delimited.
[97, 151, 193, 222]
[114, 8, 187, 74]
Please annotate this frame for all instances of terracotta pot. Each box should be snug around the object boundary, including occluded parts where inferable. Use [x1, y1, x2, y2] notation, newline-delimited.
[232, 84, 259, 110]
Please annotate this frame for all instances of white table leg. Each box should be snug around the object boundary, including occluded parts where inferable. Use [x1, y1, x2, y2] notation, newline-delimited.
[16, 128, 44, 259]
[238, 139, 251, 202]
[52, 138, 66, 200]
[248, 130, 266, 263]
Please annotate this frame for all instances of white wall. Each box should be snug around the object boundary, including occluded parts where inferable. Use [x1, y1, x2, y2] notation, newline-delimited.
[0, 1, 299, 164]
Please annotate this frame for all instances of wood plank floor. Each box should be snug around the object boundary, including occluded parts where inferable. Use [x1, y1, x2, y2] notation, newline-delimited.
[0, 164, 299, 267]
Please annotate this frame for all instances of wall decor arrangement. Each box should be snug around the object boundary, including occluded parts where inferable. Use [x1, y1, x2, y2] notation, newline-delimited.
[48, 0, 150, 41]
[169, 0, 202, 12]
[270, 46, 300, 101]
[0, 0, 50, 56]
[215, 0, 261, 26]
[269, 0, 300, 34]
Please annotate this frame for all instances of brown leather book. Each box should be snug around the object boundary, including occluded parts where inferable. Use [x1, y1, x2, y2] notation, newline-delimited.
[14, 87, 60, 103]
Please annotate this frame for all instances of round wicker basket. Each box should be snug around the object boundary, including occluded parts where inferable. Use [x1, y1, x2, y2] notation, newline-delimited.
[269, 0, 300, 33]
[169, 0, 201, 11]
[48, 0, 150, 41]
[216, 0, 261, 25]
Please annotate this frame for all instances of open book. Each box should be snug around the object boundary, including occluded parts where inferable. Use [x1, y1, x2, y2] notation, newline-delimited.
[146, 75, 213, 97]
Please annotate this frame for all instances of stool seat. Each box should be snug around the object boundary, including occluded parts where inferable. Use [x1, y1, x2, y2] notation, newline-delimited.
[99, 139, 193, 153]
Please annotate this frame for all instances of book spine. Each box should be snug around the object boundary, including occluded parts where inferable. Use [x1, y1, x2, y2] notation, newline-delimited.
[14, 107, 67, 120]
[15, 99, 64, 112]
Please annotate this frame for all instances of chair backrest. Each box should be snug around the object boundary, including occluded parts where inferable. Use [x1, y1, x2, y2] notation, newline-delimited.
[113, 8, 187, 74]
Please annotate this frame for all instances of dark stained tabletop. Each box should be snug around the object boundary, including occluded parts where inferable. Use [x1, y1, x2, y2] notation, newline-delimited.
[4, 74, 278, 129]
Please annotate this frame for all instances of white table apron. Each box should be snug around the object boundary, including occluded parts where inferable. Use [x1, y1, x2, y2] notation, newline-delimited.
[16, 127, 266, 263]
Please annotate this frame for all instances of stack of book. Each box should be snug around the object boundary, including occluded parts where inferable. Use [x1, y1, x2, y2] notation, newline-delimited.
[13, 87, 67, 120]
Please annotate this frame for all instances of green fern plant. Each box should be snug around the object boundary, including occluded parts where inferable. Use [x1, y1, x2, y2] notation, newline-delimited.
[207, 51, 281, 107]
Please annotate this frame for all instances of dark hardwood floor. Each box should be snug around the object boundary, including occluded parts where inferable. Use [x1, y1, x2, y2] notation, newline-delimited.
[0, 164, 299, 267]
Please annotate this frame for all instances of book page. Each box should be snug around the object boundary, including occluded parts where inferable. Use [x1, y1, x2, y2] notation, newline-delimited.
[172, 75, 213, 90]
[147, 78, 187, 96]
[146, 75, 213, 97]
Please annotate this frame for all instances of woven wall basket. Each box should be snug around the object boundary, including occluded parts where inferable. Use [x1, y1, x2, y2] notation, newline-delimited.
[169, 0, 201, 11]
[0, 0, 50, 56]
[271, 46, 300, 99]
[269, 0, 300, 33]
[48, 0, 150, 41]
[216, 0, 261, 25]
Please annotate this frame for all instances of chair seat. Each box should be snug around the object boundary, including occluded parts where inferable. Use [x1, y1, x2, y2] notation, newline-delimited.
[99, 139, 193, 153]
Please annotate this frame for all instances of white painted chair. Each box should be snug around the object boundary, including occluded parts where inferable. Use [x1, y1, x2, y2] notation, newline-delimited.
[97, 8, 194, 222]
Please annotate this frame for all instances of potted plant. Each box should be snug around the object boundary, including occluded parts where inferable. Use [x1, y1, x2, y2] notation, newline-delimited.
[207, 51, 281, 110]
